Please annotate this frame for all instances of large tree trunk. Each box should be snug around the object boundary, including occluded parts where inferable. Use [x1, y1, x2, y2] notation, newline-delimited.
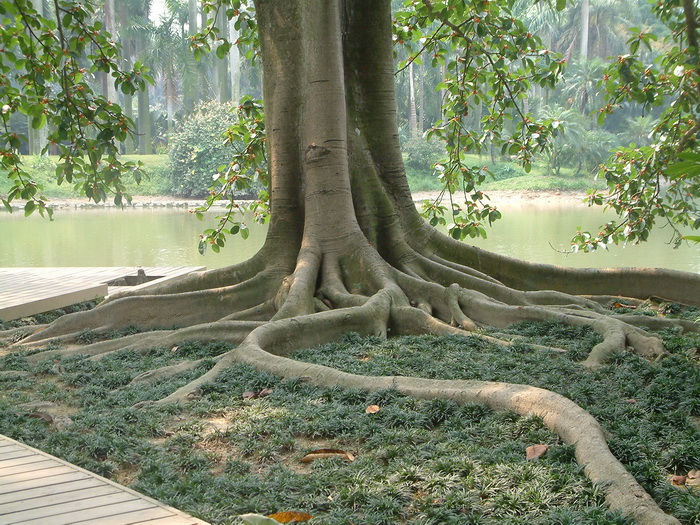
[6, 2, 699, 523]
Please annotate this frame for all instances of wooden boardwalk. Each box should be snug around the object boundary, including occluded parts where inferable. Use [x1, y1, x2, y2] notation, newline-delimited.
[0, 267, 205, 321]
[0, 435, 209, 525]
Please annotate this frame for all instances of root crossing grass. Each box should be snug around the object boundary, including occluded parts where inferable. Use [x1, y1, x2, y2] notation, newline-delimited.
[1, 321, 699, 524]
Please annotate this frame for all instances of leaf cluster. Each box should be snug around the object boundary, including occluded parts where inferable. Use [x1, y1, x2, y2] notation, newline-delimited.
[189, 1, 258, 63]
[0, 0, 152, 215]
[576, 0, 700, 250]
[394, 0, 567, 240]
[193, 96, 268, 254]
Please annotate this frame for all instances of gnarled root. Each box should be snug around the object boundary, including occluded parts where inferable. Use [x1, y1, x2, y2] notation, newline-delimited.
[140, 292, 679, 525]
[2, 235, 697, 525]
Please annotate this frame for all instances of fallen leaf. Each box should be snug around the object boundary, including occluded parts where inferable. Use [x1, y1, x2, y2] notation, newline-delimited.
[242, 391, 258, 399]
[358, 356, 372, 362]
[301, 448, 355, 463]
[171, 345, 179, 353]
[239, 514, 282, 525]
[525, 444, 548, 460]
[365, 404, 381, 414]
[612, 302, 636, 310]
[267, 511, 313, 523]
[624, 398, 637, 404]
[258, 388, 274, 398]
[670, 475, 687, 486]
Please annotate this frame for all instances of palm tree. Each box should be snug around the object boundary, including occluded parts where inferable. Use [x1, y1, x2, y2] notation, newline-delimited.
[145, 17, 198, 140]
[562, 58, 606, 112]
[619, 115, 657, 147]
[114, 0, 153, 154]
[538, 105, 587, 175]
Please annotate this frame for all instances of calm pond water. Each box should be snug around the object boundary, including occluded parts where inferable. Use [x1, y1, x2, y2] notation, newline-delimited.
[0, 203, 697, 273]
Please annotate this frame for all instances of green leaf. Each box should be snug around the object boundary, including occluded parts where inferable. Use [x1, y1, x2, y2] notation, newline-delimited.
[24, 200, 36, 216]
[31, 113, 47, 130]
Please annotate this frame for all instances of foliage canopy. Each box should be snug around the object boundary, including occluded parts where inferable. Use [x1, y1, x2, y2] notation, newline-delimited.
[0, 0, 698, 248]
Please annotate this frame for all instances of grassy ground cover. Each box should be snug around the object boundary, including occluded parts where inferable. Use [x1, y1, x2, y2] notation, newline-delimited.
[0, 155, 171, 199]
[1, 154, 604, 201]
[405, 153, 606, 194]
[1, 305, 699, 524]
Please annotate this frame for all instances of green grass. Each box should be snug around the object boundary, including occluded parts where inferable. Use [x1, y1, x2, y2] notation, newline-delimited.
[1, 308, 699, 524]
[3, 153, 605, 202]
[0, 155, 172, 199]
[405, 153, 606, 194]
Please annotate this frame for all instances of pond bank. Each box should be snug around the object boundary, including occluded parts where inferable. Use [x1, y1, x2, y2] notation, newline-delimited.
[4, 190, 588, 212]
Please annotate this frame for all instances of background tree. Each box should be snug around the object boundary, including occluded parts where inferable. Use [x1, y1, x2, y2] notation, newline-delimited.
[1, 1, 699, 524]
[578, 0, 700, 248]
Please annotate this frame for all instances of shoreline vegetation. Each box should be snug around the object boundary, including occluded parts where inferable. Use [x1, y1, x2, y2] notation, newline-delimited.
[0, 154, 599, 212]
[2, 189, 590, 211]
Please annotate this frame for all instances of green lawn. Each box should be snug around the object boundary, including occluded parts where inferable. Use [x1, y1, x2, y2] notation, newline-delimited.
[1, 304, 698, 524]
[0, 155, 172, 199]
[2, 154, 605, 202]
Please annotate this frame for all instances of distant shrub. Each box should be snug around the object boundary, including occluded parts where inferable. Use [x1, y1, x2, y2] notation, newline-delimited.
[167, 101, 238, 198]
[490, 164, 525, 181]
[402, 136, 444, 175]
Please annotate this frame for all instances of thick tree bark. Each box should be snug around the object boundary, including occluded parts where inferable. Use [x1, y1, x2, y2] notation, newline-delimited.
[5, 1, 700, 523]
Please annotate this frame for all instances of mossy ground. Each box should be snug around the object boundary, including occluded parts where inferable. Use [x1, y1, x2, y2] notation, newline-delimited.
[1, 307, 699, 524]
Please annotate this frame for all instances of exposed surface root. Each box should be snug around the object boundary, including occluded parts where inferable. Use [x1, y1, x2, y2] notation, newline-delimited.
[2, 242, 697, 525]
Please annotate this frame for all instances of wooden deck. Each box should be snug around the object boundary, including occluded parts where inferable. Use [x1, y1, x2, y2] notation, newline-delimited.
[0, 267, 205, 321]
[0, 435, 209, 525]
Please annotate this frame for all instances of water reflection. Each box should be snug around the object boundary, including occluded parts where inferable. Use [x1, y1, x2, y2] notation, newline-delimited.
[0, 204, 697, 273]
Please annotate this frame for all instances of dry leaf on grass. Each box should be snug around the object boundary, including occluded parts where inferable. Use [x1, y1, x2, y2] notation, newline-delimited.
[365, 404, 381, 414]
[258, 388, 274, 398]
[525, 444, 548, 460]
[670, 475, 687, 486]
[267, 511, 313, 523]
[301, 448, 355, 463]
[243, 388, 274, 400]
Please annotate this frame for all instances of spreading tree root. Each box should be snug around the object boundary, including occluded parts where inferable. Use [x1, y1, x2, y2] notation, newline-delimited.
[3, 245, 698, 525]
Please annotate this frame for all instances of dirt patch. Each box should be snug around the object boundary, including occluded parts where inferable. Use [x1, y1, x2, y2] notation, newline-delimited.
[113, 463, 141, 486]
[411, 189, 587, 208]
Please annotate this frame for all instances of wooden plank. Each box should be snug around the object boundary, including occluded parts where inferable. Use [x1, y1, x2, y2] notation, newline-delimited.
[16, 499, 158, 525]
[0, 471, 94, 494]
[76, 506, 185, 525]
[0, 459, 57, 476]
[0, 464, 75, 486]
[86, 508, 204, 525]
[3, 491, 139, 523]
[0, 267, 205, 321]
[0, 455, 47, 470]
[0, 435, 210, 525]
[0, 449, 38, 461]
[0, 483, 122, 514]
[0, 444, 28, 455]
[0, 477, 104, 505]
